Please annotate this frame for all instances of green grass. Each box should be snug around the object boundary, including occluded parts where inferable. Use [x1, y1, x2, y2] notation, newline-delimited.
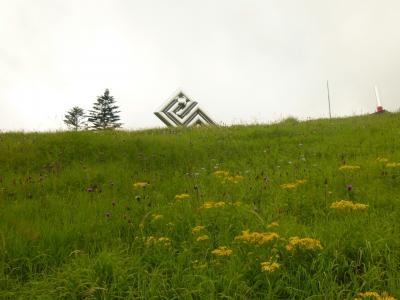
[0, 113, 399, 299]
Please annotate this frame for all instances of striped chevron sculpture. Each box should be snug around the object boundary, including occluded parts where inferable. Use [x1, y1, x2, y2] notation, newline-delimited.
[154, 91, 216, 127]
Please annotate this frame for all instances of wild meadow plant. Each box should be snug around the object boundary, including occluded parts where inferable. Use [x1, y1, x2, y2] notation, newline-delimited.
[0, 113, 399, 298]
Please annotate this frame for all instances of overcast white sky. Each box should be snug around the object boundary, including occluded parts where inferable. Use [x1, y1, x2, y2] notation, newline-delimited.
[1, 0, 399, 131]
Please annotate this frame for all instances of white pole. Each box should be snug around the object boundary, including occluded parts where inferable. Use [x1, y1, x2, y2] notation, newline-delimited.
[374, 85, 382, 107]
[327, 81, 332, 119]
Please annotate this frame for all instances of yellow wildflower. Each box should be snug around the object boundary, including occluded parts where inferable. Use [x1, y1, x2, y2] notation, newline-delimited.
[267, 222, 279, 228]
[211, 246, 233, 257]
[339, 165, 361, 171]
[200, 201, 242, 209]
[235, 230, 279, 245]
[354, 291, 381, 299]
[214, 170, 243, 184]
[133, 181, 149, 188]
[280, 179, 306, 190]
[225, 175, 243, 184]
[157, 237, 171, 246]
[192, 260, 208, 269]
[196, 235, 210, 241]
[330, 200, 368, 210]
[192, 225, 205, 234]
[386, 162, 400, 168]
[380, 293, 397, 300]
[214, 170, 230, 178]
[175, 193, 190, 201]
[280, 183, 297, 189]
[144, 236, 171, 246]
[295, 179, 307, 184]
[353, 203, 369, 209]
[152, 214, 163, 221]
[144, 236, 157, 246]
[260, 261, 281, 273]
[201, 202, 215, 209]
[200, 201, 226, 209]
[286, 236, 323, 251]
[377, 157, 389, 163]
[354, 291, 396, 300]
[213, 201, 226, 208]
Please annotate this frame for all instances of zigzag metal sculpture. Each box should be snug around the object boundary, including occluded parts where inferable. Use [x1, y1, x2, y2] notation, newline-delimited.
[154, 90, 216, 127]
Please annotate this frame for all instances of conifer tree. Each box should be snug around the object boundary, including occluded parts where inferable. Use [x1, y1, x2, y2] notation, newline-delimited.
[87, 89, 122, 130]
[63, 106, 87, 131]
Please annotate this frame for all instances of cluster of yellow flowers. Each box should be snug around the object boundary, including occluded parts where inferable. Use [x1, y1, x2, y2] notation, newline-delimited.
[192, 225, 209, 241]
[354, 291, 396, 300]
[339, 165, 361, 171]
[260, 261, 281, 273]
[213, 170, 230, 178]
[386, 162, 400, 168]
[175, 193, 190, 201]
[192, 225, 205, 234]
[225, 175, 244, 184]
[330, 200, 368, 210]
[144, 236, 171, 246]
[201, 201, 226, 209]
[286, 236, 323, 251]
[213, 170, 243, 184]
[158, 237, 171, 244]
[211, 246, 233, 257]
[192, 260, 208, 269]
[234, 230, 279, 245]
[267, 222, 279, 228]
[196, 235, 210, 242]
[133, 181, 149, 188]
[152, 214, 164, 221]
[376, 157, 400, 168]
[200, 201, 242, 209]
[280, 179, 306, 190]
[376, 157, 389, 163]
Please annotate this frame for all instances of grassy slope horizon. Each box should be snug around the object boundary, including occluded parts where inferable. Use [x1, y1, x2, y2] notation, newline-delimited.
[0, 113, 399, 299]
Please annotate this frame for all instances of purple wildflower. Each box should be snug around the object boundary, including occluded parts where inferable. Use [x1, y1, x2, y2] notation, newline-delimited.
[346, 184, 353, 192]
[86, 187, 94, 193]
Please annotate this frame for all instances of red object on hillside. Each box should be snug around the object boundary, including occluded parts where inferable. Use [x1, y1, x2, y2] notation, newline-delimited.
[376, 106, 384, 113]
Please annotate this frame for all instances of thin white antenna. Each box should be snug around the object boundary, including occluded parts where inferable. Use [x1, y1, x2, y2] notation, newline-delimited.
[374, 85, 384, 113]
[327, 80, 332, 119]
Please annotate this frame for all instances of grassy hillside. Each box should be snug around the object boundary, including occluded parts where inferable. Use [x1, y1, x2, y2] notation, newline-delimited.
[0, 113, 399, 299]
